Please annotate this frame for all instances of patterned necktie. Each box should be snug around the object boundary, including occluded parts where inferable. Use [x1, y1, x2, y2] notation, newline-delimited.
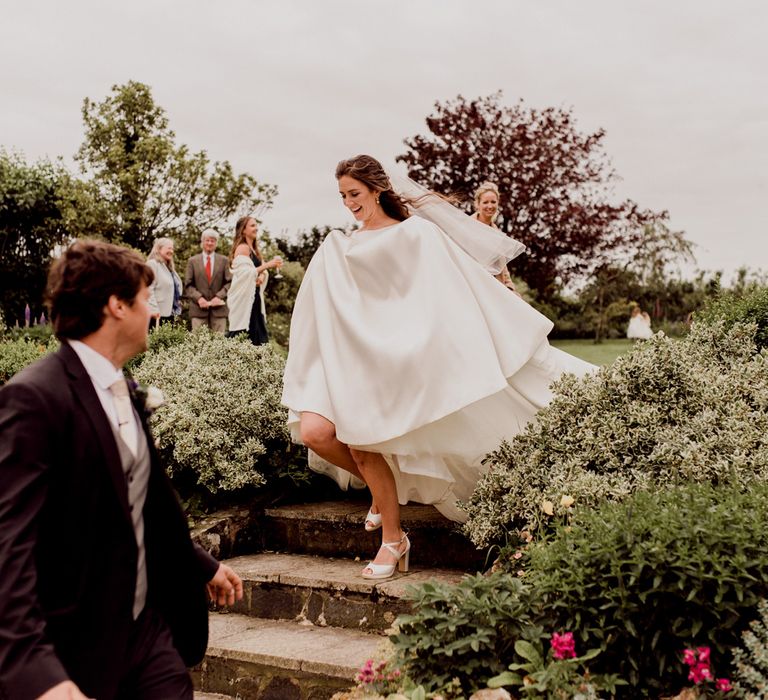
[205, 255, 212, 283]
[109, 377, 136, 456]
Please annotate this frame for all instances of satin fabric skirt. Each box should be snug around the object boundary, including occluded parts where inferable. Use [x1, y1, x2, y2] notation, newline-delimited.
[282, 216, 595, 521]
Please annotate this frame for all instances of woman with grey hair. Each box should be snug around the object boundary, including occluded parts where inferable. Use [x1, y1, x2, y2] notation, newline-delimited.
[147, 237, 182, 326]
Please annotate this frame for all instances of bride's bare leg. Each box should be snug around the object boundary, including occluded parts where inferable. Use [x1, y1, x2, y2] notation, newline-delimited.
[349, 449, 407, 570]
[300, 412, 365, 482]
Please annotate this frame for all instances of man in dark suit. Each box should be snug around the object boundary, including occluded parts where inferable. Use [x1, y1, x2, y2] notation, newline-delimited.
[184, 231, 232, 333]
[0, 240, 243, 700]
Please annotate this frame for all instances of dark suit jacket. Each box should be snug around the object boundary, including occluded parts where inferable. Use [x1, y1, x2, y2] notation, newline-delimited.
[0, 342, 219, 700]
[184, 253, 232, 319]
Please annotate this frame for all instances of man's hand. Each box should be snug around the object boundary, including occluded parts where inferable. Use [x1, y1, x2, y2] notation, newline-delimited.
[209, 297, 225, 308]
[207, 563, 243, 607]
[197, 297, 210, 309]
[37, 681, 92, 700]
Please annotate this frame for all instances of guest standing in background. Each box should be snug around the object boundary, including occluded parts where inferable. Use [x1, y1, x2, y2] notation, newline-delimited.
[627, 305, 653, 340]
[146, 237, 182, 327]
[471, 181, 518, 293]
[184, 231, 232, 333]
[227, 216, 282, 346]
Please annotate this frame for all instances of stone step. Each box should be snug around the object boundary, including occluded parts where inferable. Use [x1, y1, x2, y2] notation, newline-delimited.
[223, 552, 465, 632]
[254, 500, 487, 569]
[194, 612, 379, 700]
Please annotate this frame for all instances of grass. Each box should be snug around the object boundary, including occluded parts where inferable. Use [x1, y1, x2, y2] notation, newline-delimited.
[551, 338, 635, 366]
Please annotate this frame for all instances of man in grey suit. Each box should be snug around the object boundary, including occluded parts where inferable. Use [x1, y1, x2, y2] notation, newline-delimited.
[184, 231, 232, 333]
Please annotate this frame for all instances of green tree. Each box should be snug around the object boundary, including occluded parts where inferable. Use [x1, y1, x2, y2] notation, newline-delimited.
[0, 150, 72, 326]
[274, 225, 351, 270]
[76, 81, 277, 255]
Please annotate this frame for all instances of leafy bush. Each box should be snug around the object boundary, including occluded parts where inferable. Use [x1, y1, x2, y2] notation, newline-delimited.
[265, 260, 305, 349]
[733, 599, 768, 698]
[0, 336, 56, 385]
[391, 573, 545, 697]
[525, 484, 768, 696]
[1, 323, 55, 344]
[488, 635, 625, 699]
[125, 322, 189, 371]
[133, 329, 303, 495]
[697, 286, 768, 351]
[464, 322, 768, 545]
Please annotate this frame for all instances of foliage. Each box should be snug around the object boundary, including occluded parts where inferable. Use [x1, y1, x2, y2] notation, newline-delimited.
[75, 81, 277, 256]
[264, 260, 305, 349]
[125, 322, 189, 372]
[524, 484, 768, 696]
[733, 599, 768, 698]
[132, 329, 304, 496]
[463, 322, 768, 545]
[2, 323, 55, 345]
[697, 285, 768, 351]
[391, 572, 545, 697]
[0, 150, 73, 326]
[0, 336, 55, 385]
[488, 635, 625, 699]
[274, 225, 346, 270]
[397, 92, 666, 300]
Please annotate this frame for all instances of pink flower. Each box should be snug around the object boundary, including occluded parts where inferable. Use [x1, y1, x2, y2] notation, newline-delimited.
[551, 632, 577, 660]
[682, 648, 697, 666]
[688, 662, 712, 684]
[697, 646, 711, 664]
[716, 678, 732, 692]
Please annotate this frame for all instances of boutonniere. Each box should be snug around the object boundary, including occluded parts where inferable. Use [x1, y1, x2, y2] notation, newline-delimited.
[127, 379, 166, 418]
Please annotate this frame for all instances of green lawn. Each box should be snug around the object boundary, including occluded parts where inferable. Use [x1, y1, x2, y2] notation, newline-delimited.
[551, 338, 634, 366]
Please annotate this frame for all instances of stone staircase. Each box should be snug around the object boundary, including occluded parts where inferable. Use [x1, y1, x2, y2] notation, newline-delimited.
[192, 498, 486, 699]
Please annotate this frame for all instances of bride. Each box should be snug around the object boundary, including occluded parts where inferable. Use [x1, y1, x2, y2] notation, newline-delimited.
[281, 155, 594, 579]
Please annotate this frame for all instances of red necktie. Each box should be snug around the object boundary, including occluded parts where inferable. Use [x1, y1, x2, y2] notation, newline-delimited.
[205, 255, 212, 283]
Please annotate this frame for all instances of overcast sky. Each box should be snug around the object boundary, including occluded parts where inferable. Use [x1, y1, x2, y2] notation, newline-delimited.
[2, 0, 766, 279]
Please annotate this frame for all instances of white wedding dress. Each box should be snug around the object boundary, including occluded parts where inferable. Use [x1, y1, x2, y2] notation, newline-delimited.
[281, 215, 594, 521]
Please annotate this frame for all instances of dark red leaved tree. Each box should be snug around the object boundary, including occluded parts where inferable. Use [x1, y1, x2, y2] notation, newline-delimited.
[397, 92, 666, 300]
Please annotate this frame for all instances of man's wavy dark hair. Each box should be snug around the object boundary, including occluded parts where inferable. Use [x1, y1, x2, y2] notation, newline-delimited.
[47, 239, 154, 340]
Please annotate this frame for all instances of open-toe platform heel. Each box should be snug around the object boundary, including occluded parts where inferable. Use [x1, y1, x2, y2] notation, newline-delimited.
[364, 507, 382, 532]
[361, 533, 411, 580]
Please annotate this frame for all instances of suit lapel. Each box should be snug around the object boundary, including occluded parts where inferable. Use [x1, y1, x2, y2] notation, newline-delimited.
[58, 342, 132, 520]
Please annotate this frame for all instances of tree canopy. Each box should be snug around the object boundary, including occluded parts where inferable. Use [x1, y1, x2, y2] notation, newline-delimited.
[76, 81, 277, 255]
[0, 150, 72, 326]
[397, 92, 670, 300]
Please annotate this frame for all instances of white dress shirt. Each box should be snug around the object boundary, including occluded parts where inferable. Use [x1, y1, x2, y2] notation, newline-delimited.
[69, 339, 139, 453]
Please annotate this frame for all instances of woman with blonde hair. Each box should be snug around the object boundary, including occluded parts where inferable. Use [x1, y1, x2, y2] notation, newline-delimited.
[227, 216, 282, 345]
[282, 155, 594, 580]
[146, 237, 182, 326]
[472, 181, 517, 292]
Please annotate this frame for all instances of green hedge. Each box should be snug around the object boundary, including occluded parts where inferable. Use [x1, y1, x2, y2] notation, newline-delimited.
[697, 285, 768, 351]
[463, 321, 768, 546]
[132, 329, 306, 497]
[396, 484, 768, 698]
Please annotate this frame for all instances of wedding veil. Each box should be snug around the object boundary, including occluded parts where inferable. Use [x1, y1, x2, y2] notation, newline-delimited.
[387, 171, 526, 275]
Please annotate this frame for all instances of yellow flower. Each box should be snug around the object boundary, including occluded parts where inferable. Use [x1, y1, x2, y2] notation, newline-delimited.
[560, 494, 575, 508]
[541, 500, 554, 516]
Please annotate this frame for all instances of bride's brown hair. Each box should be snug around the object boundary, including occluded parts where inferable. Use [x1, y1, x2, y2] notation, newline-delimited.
[335, 155, 411, 222]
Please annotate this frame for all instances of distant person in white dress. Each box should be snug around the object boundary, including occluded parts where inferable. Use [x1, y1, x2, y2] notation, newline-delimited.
[627, 306, 653, 340]
[281, 155, 594, 580]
